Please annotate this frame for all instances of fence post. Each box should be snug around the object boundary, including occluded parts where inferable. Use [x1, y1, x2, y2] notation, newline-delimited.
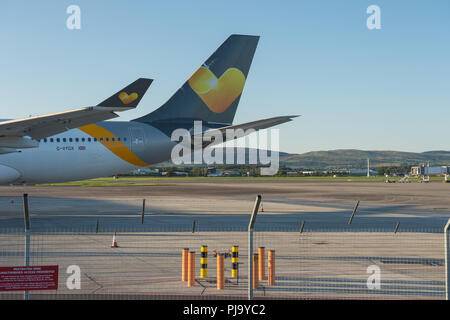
[141, 199, 146, 224]
[394, 222, 400, 234]
[299, 220, 305, 234]
[23, 193, 30, 301]
[348, 200, 360, 225]
[248, 195, 262, 300]
[445, 219, 450, 300]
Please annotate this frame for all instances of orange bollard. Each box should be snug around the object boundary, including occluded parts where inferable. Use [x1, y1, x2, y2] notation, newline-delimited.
[217, 254, 224, 290]
[182, 248, 189, 282]
[187, 251, 195, 287]
[258, 247, 265, 280]
[268, 250, 275, 286]
[253, 253, 259, 289]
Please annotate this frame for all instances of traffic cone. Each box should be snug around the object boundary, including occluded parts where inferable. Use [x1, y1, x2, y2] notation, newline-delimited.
[111, 232, 119, 248]
[260, 201, 264, 212]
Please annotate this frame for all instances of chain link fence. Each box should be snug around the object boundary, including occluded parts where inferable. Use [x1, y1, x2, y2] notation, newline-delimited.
[254, 228, 444, 299]
[0, 225, 446, 300]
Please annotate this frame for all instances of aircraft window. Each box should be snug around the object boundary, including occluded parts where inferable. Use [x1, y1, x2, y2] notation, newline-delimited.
[106, 138, 109, 142]
[94, 138, 98, 142]
[112, 138, 115, 142]
[123, 137, 127, 141]
[63, 138, 67, 142]
[43, 139, 47, 143]
[69, 138, 72, 142]
[75, 138, 79, 142]
[81, 138, 85, 142]
[100, 138, 104, 142]
[118, 137, 121, 142]
[56, 138, 60, 142]
[50, 138, 54, 143]
[88, 138, 91, 142]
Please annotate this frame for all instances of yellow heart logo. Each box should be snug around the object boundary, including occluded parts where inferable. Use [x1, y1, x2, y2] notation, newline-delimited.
[119, 92, 138, 105]
[188, 67, 246, 113]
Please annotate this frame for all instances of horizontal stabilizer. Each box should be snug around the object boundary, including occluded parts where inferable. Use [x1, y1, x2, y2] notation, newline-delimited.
[193, 115, 299, 148]
[213, 115, 299, 134]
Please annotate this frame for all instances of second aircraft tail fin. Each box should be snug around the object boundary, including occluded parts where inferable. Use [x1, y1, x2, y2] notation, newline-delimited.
[97, 78, 153, 109]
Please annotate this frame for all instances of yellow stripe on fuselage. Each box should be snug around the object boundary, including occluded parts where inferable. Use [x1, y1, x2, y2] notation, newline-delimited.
[78, 124, 149, 167]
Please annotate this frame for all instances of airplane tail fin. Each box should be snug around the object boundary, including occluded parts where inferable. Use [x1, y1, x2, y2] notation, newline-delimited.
[97, 78, 153, 109]
[133, 34, 259, 126]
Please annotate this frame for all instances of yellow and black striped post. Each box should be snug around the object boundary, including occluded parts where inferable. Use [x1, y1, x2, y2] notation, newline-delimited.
[232, 245, 239, 278]
[200, 245, 208, 278]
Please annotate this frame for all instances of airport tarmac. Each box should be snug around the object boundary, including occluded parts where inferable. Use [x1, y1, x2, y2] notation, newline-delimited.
[0, 180, 448, 299]
[0, 231, 444, 299]
[0, 180, 449, 231]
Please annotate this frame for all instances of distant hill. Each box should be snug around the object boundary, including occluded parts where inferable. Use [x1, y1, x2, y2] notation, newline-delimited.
[280, 149, 450, 169]
[421, 151, 450, 156]
[154, 148, 450, 170]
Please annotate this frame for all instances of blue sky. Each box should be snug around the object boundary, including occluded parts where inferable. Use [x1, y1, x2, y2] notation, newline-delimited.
[1, 0, 449, 154]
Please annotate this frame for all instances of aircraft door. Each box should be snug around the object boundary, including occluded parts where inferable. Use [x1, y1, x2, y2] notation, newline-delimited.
[129, 127, 146, 153]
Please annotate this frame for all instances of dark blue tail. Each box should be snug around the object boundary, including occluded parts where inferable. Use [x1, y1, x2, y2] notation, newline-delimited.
[133, 35, 259, 127]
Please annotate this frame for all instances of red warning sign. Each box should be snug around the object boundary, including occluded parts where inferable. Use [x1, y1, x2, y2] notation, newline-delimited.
[0, 265, 58, 291]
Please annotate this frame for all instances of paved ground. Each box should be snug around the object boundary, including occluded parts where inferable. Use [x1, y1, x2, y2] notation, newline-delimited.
[0, 181, 449, 231]
[0, 180, 448, 299]
[0, 231, 444, 299]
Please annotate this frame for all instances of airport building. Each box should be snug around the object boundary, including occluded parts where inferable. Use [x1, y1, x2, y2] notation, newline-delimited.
[350, 169, 377, 176]
[410, 165, 450, 176]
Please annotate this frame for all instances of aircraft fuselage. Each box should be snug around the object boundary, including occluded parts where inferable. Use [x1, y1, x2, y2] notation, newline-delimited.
[0, 121, 176, 184]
